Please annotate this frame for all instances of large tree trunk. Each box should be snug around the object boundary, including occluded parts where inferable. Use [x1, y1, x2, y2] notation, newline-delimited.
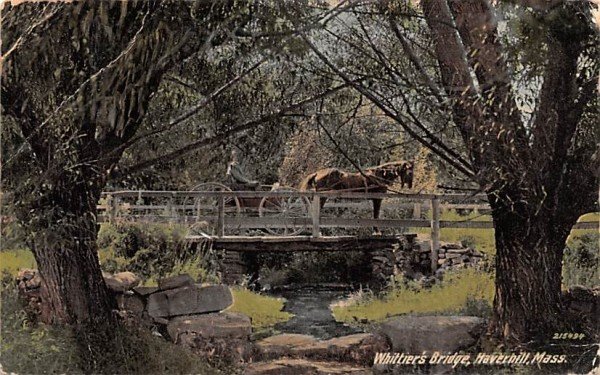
[27, 179, 112, 325]
[23, 175, 121, 372]
[487, 192, 578, 345]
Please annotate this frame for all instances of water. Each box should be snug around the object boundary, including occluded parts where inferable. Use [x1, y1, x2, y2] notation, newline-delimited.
[271, 286, 363, 340]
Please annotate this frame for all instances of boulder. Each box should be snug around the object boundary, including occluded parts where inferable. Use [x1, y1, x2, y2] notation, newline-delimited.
[378, 316, 485, 353]
[147, 284, 232, 318]
[256, 333, 389, 365]
[114, 272, 140, 288]
[17, 269, 42, 290]
[244, 359, 372, 375]
[103, 271, 140, 292]
[166, 312, 251, 343]
[158, 274, 194, 291]
[166, 312, 255, 364]
[116, 293, 145, 314]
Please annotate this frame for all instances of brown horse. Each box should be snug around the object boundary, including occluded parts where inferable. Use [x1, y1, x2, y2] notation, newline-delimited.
[298, 161, 414, 222]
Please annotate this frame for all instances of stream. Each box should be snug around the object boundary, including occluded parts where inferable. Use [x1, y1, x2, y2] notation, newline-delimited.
[270, 285, 363, 340]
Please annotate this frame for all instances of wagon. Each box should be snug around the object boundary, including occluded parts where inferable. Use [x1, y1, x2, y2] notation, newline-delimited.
[184, 182, 310, 236]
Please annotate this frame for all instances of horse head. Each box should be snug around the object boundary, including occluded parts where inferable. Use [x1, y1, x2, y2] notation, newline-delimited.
[370, 161, 414, 189]
[399, 161, 414, 189]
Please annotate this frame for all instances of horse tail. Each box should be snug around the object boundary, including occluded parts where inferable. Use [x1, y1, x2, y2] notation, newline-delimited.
[298, 173, 317, 191]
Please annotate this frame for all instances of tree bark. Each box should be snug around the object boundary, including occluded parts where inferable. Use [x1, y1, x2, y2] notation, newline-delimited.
[487, 189, 580, 345]
[24, 177, 112, 325]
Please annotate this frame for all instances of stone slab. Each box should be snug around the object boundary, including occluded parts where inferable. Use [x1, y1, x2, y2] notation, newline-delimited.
[147, 284, 232, 318]
[378, 316, 485, 353]
[158, 274, 194, 291]
[167, 312, 251, 342]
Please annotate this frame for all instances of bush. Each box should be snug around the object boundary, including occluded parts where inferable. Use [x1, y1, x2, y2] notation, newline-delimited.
[98, 222, 218, 285]
[563, 233, 599, 289]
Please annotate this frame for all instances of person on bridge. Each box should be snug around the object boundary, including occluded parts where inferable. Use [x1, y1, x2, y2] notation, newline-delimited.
[227, 149, 259, 189]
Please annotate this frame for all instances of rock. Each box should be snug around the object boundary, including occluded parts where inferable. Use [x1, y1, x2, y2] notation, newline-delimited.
[167, 313, 255, 364]
[152, 316, 169, 325]
[133, 286, 159, 296]
[167, 312, 251, 343]
[447, 249, 469, 254]
[16, 269, 52, 324]
[113, 272, 140, 289]
[17, 269, 42, 290]
[372, 256, 391, 264]
[244, 359, 372, 375]
[257, 334, 317, 357]
[256, 333, 389, 365]
[437, 259, 447, 266]
[440, 242, 462, 249]
[158, 274, 194, 291]
[379, 316, 485, 353]
[116, 293, 145, 314]
[147, 284, 232, 318]
[417, 242, 431, 253]
[103, 271, 140, 292]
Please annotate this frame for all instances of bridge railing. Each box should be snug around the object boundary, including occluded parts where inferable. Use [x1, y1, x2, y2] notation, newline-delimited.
[97, 189, 598, 271]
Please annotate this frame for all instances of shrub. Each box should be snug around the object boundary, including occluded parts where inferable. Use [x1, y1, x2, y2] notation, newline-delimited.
[563, 233, 599, 289]
[97, 222, 217, 284]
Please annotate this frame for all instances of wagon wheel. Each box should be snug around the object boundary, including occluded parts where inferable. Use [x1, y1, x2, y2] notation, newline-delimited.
[258, 186, 309, 236]
[186, 182, 241, 236]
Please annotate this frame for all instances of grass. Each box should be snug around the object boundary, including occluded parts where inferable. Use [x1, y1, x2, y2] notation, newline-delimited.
[332, 268, 495, 324]
[0, 249, 36, 275]
[228, 287, 292, 329]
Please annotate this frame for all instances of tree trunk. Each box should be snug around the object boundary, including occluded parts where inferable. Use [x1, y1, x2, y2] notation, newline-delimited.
[27, 181, 113, 326]
[487, 196, 577, 345]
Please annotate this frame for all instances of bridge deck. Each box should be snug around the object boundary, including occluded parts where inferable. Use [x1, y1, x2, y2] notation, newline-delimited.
[187, 234, 417, 252]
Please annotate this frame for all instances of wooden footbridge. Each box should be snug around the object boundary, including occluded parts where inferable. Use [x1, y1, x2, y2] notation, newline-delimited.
[98, 189, 598, 271]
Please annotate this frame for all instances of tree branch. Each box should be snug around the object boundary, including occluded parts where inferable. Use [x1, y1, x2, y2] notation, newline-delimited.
[113, 82, 354, 178]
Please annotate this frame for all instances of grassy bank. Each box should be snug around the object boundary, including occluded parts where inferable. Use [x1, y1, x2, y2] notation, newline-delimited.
[228, 288, 292, 329]
[332, 268, 494, 324]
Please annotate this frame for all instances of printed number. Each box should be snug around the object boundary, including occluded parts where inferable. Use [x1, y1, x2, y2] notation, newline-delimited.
[552, 332, 585, 340]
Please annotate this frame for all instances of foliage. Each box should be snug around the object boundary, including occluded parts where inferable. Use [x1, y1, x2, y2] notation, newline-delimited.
[563, 233, 599, 289]
[97, 222, 218, 285]
[228, 287, 292, 330]
[0, 278, 218, 375]
[332, 268, 495, 324]
[0, 277, 79, 374]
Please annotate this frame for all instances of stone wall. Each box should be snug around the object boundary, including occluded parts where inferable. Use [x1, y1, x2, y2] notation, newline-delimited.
[214, 235, 486, 291]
